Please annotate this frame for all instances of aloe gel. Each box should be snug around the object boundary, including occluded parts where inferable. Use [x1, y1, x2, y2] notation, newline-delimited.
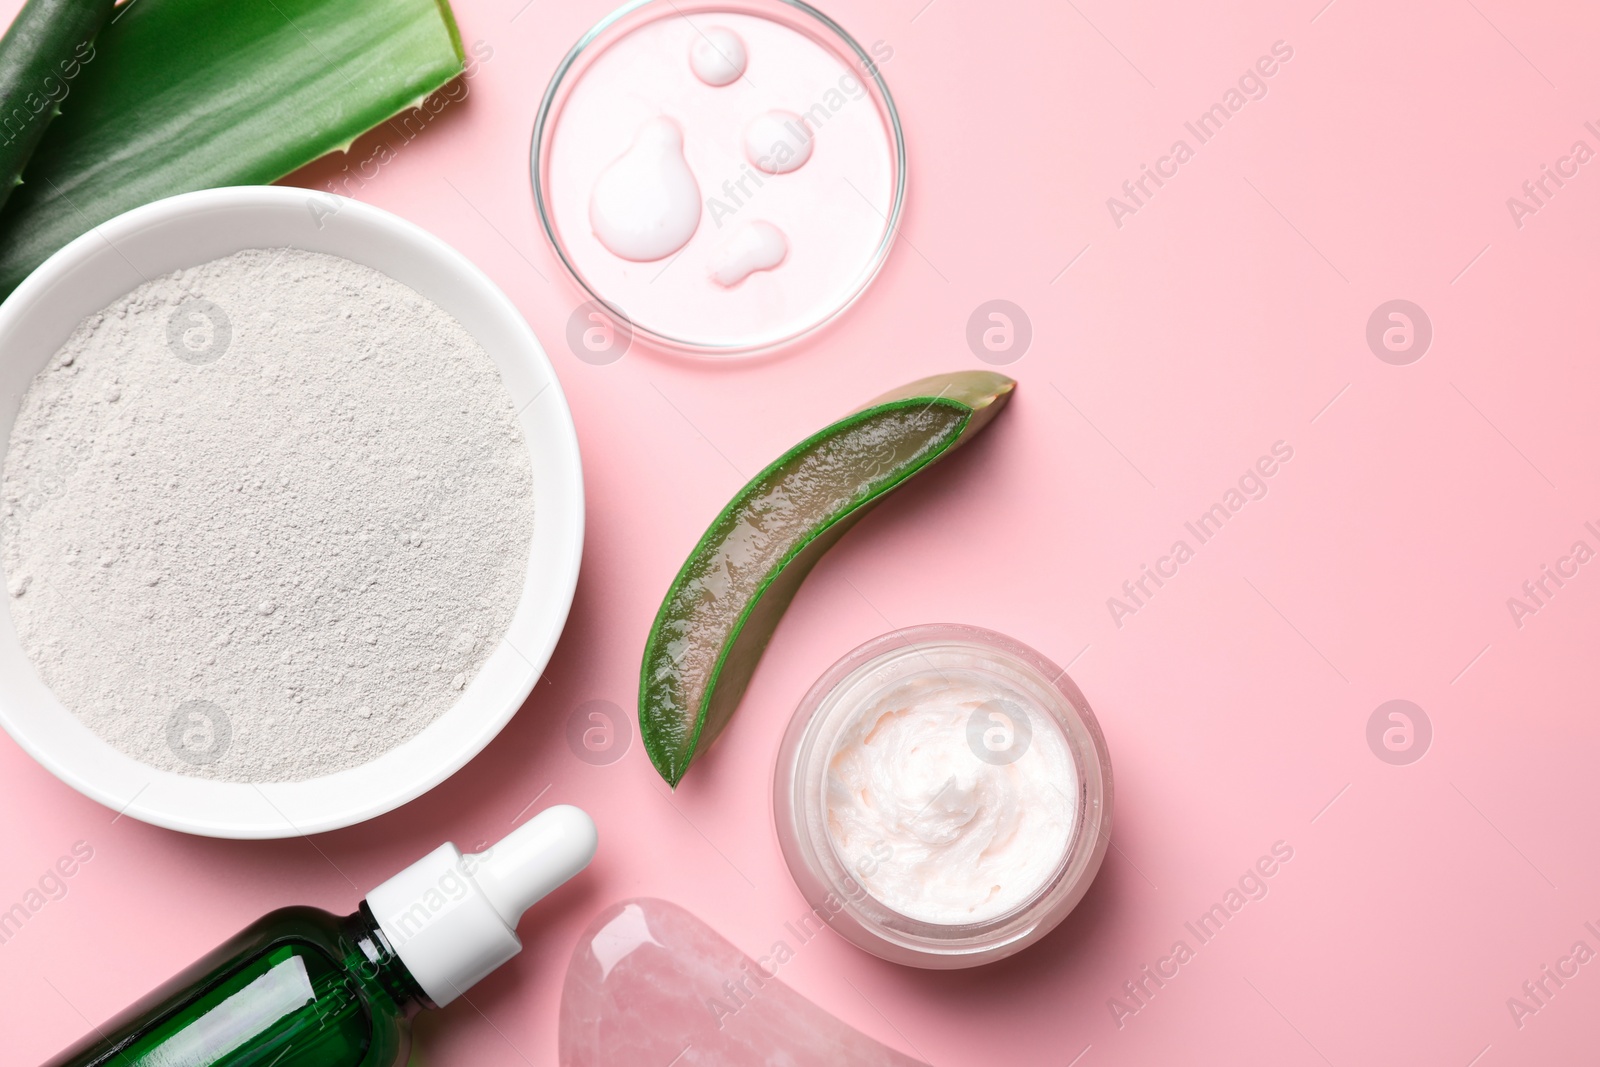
[44, 806, 597, 1067]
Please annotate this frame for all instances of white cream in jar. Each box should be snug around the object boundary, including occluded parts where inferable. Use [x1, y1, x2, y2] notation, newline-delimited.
[824, 675, 1076, 925]
[775, 625, 1113, 968]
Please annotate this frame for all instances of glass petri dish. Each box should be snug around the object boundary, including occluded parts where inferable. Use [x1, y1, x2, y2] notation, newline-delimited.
[531, 0, 906, 357]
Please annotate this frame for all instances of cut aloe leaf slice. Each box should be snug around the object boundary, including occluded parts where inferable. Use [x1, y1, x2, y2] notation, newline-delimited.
[0, 0, 464, 295]
[640, 371, 1016, 787]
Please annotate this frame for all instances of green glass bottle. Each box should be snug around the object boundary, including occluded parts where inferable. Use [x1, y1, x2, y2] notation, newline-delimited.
[43, 806, 597, 1067]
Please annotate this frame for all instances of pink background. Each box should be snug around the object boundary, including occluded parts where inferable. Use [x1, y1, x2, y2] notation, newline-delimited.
[3, 0, 1599, 1064]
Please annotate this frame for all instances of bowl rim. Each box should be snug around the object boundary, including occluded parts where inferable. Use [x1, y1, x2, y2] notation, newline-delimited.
[0, 185, 584, 838]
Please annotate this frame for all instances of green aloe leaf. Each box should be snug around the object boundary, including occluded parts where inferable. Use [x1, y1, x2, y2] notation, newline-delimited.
[0, 0, 465, 295]
[0, 0, 115, 214]
[640, 371, 1016, 787]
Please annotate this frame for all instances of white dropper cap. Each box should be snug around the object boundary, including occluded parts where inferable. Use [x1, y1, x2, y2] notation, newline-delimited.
[365, 805, 598, 1005]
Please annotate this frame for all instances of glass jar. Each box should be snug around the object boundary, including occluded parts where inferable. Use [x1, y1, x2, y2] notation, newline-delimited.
[773, 624, 1113, 968]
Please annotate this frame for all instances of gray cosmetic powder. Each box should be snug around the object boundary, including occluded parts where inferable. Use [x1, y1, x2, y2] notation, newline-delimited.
[0, 248, 535, 782]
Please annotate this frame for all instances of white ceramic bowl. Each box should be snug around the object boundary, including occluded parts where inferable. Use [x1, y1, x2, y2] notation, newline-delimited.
[0, 187, 584, 839]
